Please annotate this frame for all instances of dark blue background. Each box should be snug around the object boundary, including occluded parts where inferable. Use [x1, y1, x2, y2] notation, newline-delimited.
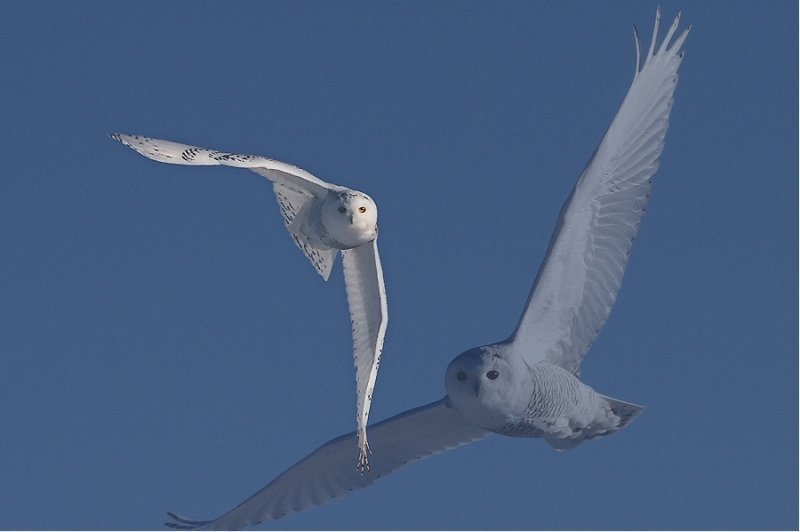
[1, 1, 796, 529]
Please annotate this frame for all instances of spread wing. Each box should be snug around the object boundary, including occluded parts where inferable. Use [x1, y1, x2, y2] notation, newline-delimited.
[507, 9, 690, 375]
[165, 399, 489, 531]
[110, 134, 337, 277]
[340, 239, 388, 471]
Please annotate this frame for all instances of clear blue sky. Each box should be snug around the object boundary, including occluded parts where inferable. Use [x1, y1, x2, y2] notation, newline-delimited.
[1, 1, 796, 530]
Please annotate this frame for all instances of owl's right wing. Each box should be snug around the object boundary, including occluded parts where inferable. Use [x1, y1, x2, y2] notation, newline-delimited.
[110, 134, 337, 278]
[507, 9, 690, 375]
[165, 398, 489, 531]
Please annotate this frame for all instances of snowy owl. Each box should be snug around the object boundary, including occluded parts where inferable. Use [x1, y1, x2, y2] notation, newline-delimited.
[110, 133, 387, 472]
[164, 8, 689, 530]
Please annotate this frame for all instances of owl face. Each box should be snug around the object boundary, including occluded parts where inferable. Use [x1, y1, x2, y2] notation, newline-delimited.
[445, 346, 522, 432]
[320, 191, 378, 249]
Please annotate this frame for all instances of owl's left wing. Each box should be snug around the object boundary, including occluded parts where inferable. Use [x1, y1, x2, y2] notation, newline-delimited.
[340, 239, 388, 472]
[165, 398, 489, 530]
[507, 9, 690, 375]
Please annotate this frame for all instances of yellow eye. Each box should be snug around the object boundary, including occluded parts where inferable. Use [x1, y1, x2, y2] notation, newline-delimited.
[358, 206, 367, 213]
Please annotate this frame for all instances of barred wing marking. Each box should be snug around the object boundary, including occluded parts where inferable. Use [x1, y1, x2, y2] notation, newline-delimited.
[109, 134, 331, 194]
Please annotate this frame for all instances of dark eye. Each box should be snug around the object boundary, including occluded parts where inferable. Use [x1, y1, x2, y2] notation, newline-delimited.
[456, 371, 468, 381]
[337, 206, 347, 213]
[358, 206, 367, 213]
[486, 370, 499, 380]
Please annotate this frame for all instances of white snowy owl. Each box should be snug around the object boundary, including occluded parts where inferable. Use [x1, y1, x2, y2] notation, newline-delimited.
[163, 9, 689, 530]
[111, 133, 387, 472]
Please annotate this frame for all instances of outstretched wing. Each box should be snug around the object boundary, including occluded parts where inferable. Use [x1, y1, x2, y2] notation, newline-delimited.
[340, 239, 388, 471]
[165, 399, 489, 531]
[507, 9, 690, 375]
[110, 134, 337, 278]
[110, 134, 332, 193]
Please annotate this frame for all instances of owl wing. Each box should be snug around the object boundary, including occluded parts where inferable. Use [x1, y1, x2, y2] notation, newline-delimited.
[340, 238, 388, 471]
[110, 134, 337, 278]
[272, 183, 338, 280]
[507, 9, 690, 375]
[165, 398, 489, 531]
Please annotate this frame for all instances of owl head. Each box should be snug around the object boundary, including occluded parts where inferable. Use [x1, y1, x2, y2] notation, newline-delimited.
[444, 345, 524, 431]
[321, 191, 378, 249]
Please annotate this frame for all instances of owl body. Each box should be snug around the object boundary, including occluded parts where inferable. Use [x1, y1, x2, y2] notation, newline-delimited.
[502, 363, 618, 447]
[445, 345, 624, 449]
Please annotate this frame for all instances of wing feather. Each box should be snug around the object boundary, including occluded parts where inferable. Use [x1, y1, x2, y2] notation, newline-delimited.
[165, 399, 489, 530]
[272, 184, 337, 280]
[110, 134, 337, 277]
[508, 11, 690, 375]
[341, 239, 388, 471]
[109, 133, 332, 195]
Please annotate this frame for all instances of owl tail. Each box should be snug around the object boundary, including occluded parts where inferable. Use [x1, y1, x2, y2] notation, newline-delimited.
[544, 395, 644, 451]
[599, 394, 645, 430]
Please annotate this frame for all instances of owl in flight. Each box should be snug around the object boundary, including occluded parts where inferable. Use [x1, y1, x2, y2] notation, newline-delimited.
[162, 9, 690, 530]
[111, 133, 387, 472]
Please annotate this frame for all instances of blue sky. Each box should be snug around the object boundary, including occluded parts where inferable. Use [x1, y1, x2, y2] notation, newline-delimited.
[1, 1, 796, 530]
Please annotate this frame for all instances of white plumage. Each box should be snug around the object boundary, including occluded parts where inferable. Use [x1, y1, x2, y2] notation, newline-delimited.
[163, 8, 689, 530]
[110, 133, 387, 472]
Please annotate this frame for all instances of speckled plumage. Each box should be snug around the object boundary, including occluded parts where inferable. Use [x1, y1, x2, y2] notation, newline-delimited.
[110, 133, 387, 472]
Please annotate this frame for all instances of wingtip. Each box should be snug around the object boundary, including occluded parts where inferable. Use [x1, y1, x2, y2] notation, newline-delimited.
[647, 6, 662, 58]
[632, 24, 642, 76]
[356, 453, 371, 474]
[356, 426, 373, 474]
[165, 518, 191, 530]
[165, 511, 211, 530]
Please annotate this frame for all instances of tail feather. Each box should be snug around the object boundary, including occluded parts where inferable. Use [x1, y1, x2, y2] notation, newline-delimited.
[599, 394, 645, 429]
[544, 394, 644, 451]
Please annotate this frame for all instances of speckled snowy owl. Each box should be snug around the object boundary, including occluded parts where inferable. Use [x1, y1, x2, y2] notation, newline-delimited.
[110, 133, 387, 472]
[163, 9, 689, 531]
